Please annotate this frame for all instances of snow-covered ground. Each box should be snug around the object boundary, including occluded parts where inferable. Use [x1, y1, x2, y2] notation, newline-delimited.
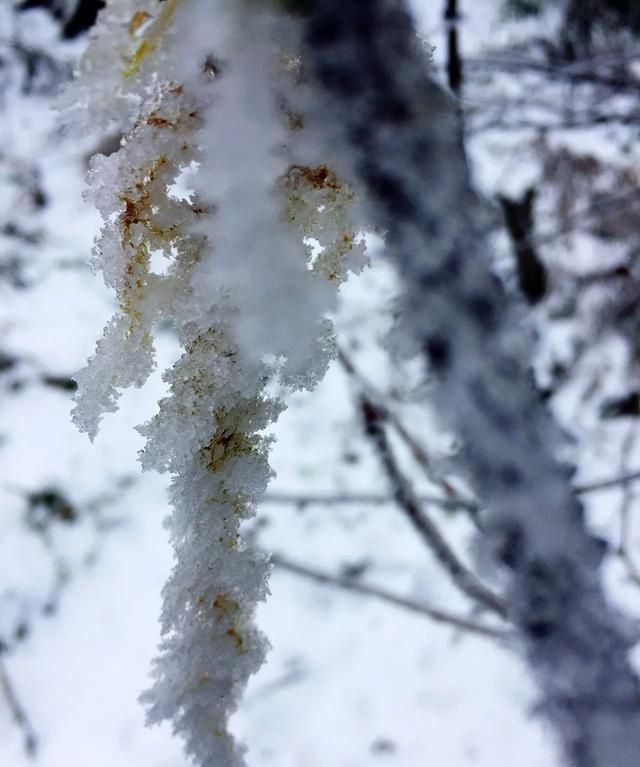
[1, 2, 639, 766]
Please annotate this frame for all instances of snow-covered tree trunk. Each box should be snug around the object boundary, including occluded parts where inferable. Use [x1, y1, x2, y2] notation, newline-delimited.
[286, 1, 640, 765]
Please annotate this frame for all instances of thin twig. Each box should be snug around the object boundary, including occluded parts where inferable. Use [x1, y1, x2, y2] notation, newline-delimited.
[617, 428, 640, 589]
[263, 470, 640, 509]
[0, 656, 38, 758]
[271, 553, 508, 641]
[468, 111, 640, 133]
[358, 396, 508, 619]
[245, 666, 308, 704]
[262, 491, 476, 511]
[337, 347, 462, 499]
[337, 350, 640, 511]
[465, 54, 640, 92]
[530, 190, 640, 253]
[576, 470, 640, 495]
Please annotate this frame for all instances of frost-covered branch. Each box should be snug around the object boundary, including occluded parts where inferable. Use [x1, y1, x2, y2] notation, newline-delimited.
[66, 1, 640, 764]
[289, 1, 640, 764]
[66, 2, 367, 765]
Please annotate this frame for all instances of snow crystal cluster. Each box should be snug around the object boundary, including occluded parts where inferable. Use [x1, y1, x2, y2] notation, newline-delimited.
[67, 1, 366, 765]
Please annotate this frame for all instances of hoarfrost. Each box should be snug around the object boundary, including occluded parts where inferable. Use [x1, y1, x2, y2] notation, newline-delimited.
[67, 1, 367, 765]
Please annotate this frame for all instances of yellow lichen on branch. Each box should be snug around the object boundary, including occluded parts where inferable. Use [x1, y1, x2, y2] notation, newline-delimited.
[123, 0, 181, 79]
[128, 10, 152, 35]
[199, 401, 265, 474]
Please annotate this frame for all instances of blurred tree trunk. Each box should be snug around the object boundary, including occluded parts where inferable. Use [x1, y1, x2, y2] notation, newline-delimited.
[299, 2, 640, 764]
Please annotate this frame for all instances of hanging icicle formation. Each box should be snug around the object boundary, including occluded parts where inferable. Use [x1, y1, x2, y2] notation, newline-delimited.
[66, 1, 366, 765]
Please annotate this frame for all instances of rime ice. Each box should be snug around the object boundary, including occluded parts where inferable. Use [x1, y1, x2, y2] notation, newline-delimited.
[67, 1, 366, 765]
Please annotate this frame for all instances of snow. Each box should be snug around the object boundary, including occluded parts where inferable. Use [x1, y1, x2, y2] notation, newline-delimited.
[2, 1, 639, 766]
[64, 2, 370, 764]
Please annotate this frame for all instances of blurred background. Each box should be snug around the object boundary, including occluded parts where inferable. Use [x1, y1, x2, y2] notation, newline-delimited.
[1, 1, 640, 765]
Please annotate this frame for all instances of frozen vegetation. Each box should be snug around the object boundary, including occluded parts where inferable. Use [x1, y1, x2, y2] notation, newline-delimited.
[68, 1, 366, 763]
[1, 1, 640, 767]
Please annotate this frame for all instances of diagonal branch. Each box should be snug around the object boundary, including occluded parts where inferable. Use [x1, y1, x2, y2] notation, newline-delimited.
[337, 346, 463, 500]
[577, 470, 640, 495]
[0, 656, 38, 758]
[358, 395, 508, 619]
[271, 552, 508, 641]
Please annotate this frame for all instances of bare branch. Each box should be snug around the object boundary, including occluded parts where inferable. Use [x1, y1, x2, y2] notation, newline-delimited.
[263, 469, 640, 510]
[261, 491, 476, 511]
[358, 395, 508, 619]
[0, 656, 38, 758]
[616, 428, 640, 589]
[528, 189, 640, 253]
[271, 552, 508, 641]
[337, 346, 462, 499]
[465, 53, 640, 93]
[576, 470, 640, 495]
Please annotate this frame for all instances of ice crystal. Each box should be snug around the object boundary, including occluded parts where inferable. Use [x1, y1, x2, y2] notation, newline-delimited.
[67, 1, 367, 765]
